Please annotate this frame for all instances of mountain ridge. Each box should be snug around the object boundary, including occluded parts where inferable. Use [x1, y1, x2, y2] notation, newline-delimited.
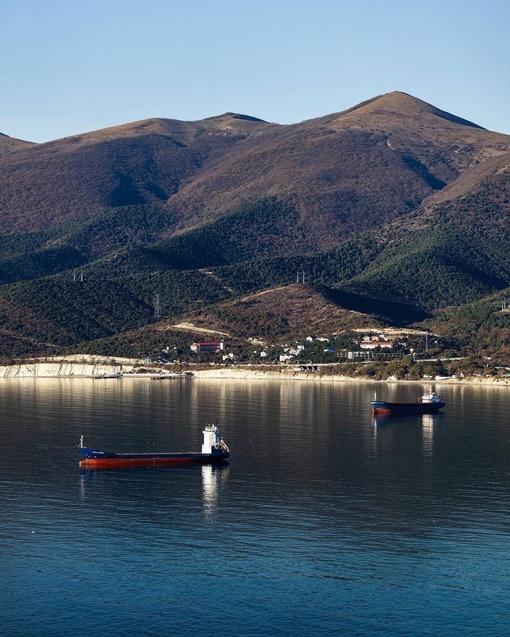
[1, 91, 510, 360]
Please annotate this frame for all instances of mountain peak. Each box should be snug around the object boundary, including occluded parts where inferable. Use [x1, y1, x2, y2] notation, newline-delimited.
[199, 112, 270, 132]
[362, 91, 484, 129]
[211, 113, 267, 123]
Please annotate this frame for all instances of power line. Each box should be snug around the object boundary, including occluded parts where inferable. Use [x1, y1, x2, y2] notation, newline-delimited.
[154, 293, 161, 320]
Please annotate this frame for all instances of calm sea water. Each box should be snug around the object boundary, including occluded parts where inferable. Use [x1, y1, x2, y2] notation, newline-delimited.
[1, 378, 510, 636]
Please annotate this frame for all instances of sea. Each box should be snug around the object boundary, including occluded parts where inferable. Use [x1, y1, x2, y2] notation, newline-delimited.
[1, 377, 509, 637]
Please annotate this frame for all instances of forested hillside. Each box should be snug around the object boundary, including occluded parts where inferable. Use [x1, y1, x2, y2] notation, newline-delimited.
[1, 92, 510, 360]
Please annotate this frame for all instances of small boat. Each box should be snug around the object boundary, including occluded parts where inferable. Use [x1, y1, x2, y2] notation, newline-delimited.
[371, 387, 445, 416]
[78, 423, 229, 469]
[93, 373, 123, 379]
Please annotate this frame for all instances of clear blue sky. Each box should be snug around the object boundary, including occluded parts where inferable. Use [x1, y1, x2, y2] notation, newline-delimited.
[2, 0, 509, 142]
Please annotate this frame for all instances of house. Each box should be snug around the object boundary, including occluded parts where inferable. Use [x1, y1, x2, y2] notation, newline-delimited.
[359, 336, 393, 350]
[190, 341, 226, 353]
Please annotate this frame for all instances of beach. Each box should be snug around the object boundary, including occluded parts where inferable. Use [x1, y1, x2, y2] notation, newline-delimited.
[1, 355, 509, 385]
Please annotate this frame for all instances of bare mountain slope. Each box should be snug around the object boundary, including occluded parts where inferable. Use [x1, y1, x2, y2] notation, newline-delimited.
[0, 132, 34, 156]
[2, 92, 510, 250]
[423, 150, 510, 208]
[0, 114, 272, 233]
[163, 92, 510, 248]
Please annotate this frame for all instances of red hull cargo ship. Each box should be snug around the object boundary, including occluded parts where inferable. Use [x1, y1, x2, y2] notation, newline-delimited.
[78, 423, 229, 469]
[371, 387, 445, 416]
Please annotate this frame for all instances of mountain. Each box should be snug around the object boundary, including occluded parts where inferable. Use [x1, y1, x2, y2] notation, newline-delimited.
[3, 92, 509, 242]
[0, 114, 272, 234]
[1, 92, 510, 360]
[163, 92, 510, 250]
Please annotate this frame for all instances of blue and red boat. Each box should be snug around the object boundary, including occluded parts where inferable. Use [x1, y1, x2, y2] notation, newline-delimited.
[78, 423, 229, 469]
[371, 387, 445, 416]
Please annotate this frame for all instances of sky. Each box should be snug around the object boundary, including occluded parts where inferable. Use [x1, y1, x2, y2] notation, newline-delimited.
[2, 0, 509, 143]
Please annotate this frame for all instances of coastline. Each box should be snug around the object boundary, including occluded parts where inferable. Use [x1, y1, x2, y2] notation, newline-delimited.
[1, 356, 509, 385]
[190, 368, 510, 385]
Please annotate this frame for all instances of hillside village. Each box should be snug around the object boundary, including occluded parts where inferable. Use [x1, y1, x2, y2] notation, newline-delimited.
[189, 333, 406, 362]
[153, 329, 504, 382]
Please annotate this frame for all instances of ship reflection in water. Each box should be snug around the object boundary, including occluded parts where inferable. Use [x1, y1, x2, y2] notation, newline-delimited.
[421, 412, 443, 456]
[79, 462, 230, 514]
[202, 463, 230, 517]
[372, 412, 444, 428]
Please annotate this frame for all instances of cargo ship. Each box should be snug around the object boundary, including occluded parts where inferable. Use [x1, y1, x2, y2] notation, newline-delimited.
[78, 423, 229, 469]
[371, 387, 445, 416]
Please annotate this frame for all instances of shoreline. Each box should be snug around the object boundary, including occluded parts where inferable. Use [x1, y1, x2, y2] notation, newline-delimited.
[190, 368, 510, 385]
[0, 357, 509, 385]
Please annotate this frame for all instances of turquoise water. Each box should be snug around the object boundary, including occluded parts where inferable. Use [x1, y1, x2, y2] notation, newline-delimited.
[1, 379, 510, 636]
